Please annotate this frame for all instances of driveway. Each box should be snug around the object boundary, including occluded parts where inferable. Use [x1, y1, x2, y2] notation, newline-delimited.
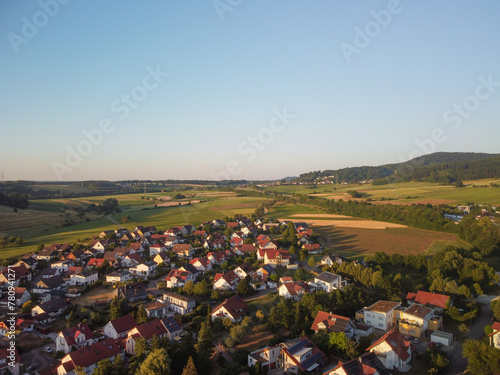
[447, 295, 495, 375]
[21, 345, 57, 373]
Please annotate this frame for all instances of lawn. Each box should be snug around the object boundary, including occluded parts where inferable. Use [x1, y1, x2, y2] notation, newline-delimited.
[246, 294, 278, 317]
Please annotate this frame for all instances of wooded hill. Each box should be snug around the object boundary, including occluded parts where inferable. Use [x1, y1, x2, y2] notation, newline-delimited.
[296, 152, 500, 184]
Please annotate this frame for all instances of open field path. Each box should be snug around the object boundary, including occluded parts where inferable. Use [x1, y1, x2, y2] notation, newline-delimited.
[107, 214, 123, 228]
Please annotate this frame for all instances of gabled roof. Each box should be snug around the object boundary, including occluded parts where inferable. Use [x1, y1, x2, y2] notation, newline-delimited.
[36, 276, 65, 289]
[406, 291, 450, 309]
[328, 352, 390, 375]
[235, 244, 257, 253]
[367, 327, 411, 362]
[311, 311, 351, 333]
[212, 295, 248, 320]
[161, 316, 182, 333]
[36, 298, 68, 314]
[489, 321, 500, 336]
[165, 269, 193, 282]
[281, 336, 324, 371]
[235, 263, 253, 274]
[108, 314, 137, 335]
[134, 318, 167, 340]
[214, 270, 240, 286]
[264, 250, 291, 260]
[60, 323, 94, 346]
[60, 338, 121, 371]
[280, 281, 310, 296]
[87, 258, 106, 267]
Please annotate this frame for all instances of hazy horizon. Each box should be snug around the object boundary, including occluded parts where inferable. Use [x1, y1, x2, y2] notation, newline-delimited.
[2, 1, 500, 181]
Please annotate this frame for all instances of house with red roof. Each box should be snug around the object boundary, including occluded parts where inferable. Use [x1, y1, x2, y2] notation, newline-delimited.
[302, 243, 322, 254]
[56, 323, 96, 354]
[172, 244, 194, 258]
[367, 328, 412, 371]
[489, 321, 500, 349]
[278, 281, 311, 301]
[280, 336, 325, 373]
[258, 239, 278, 251]
[125, 319, 168, 355]
[310, 311, 355, 338]
[406, 291, 451, 311]
[57, 338, 123, 375]
[207, 250, 227, 265]
[86, 258, 106, 268]
[189, 257, 212, 274]
[121, 253, 142, 267]
[230, 237, 244, 247]
[164, 269, 196, 289]
[324, 352, 390, 375]
[213, 270, 240, 291]
[264, 250, 291, 268]
[103, 314, 137, 339]
[234, 244, 257, 256]
[211, 295, 248, 323]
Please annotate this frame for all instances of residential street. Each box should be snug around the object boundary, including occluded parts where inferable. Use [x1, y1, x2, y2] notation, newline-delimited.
[447, 295, 496, 375]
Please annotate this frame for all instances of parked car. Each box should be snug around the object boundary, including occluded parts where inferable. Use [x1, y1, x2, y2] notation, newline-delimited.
[45, 346, 53, 353]
[413, 338, 421, 344]
[428, 341, 436, 347]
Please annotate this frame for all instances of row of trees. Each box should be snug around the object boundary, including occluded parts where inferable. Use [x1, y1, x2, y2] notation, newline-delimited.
[0, 191, 29, 209]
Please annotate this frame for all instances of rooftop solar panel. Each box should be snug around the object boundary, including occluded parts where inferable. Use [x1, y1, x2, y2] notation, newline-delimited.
[301, 352, 323, 370]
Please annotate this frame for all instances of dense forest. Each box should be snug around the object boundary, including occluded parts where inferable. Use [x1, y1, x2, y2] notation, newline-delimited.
[296, 152, 500, 184]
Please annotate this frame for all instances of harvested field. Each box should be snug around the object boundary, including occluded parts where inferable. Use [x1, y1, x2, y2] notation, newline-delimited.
[315, 225, 467, 258]
[280, 218, 407, 229]
[290, 213, 355, 219]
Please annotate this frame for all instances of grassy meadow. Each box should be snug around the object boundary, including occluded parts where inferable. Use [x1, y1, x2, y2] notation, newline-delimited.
[0, 191, 268, 259]
[264, 179, 500, 206]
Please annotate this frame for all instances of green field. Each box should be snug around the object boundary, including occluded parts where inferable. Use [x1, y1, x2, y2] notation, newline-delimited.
[0, 193, 268, 259]
[264, 179, 500, 205]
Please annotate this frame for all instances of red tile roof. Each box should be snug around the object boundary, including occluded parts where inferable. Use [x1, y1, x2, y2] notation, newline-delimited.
[109, 314, 137, 335]
[406, 291, 450, 309]
[60, 338, 121, 370]
[367, 328, 411, 362]
[310, 311, 351, 333]
[133, 319, 167, 340]
[212, 295, 248, 321]
[61, 323, 94, 346]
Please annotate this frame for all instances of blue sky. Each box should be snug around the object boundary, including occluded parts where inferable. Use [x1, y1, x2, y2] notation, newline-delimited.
[1, 0, 499, 181]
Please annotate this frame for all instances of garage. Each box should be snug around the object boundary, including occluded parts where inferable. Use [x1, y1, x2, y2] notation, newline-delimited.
[431, 331, 454, 346]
